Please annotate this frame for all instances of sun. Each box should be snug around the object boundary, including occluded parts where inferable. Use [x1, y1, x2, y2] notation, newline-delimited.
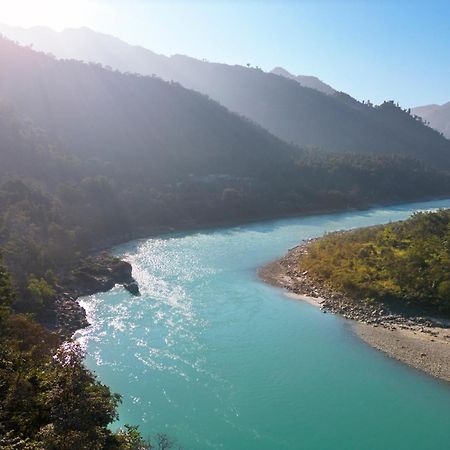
[0, 0, 100, 30]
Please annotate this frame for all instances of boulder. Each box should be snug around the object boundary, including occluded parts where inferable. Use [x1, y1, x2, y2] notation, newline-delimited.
[124, 281, 140, 296]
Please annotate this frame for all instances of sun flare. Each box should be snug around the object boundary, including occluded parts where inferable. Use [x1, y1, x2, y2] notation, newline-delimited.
[0, 0, 102, 30]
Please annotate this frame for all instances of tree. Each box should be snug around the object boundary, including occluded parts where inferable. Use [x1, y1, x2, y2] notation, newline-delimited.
[116, 425, 152, 450]
[38, 343, 121, 450]
[0, 253, 13, 310]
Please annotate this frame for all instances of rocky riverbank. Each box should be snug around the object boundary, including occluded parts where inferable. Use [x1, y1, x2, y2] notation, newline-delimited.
[49, 252, 140, 338]
[260, 240, 450, 382]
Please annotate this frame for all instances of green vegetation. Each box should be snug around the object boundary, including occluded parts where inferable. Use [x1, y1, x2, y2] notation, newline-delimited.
[1, 101, 449, 318]
[0, 255, 183, 448]
[1, 35, 450, 446]
[301, 209, 450, 314]
[0, 88, 449, 317]
[0, 255, 152, 449]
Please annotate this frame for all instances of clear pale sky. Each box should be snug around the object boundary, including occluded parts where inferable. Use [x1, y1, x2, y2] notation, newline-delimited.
[1, 0, 449, 107]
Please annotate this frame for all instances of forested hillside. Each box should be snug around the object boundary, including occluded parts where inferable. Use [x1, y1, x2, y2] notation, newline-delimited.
[2, 25, 450, 168]
[299, 210, 450, 314]
[0, 36, 297, 182]
[0, 24, 450, 450]
[1, 36, 450, 318]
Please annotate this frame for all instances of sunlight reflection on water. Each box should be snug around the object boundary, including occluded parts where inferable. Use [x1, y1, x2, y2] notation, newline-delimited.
[76, 198, 450, 450]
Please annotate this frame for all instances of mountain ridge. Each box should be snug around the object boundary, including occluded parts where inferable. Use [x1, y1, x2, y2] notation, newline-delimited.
[271, 66, 336, 95]
[412, 102, 450, 139]
[2, 24, 450, 168]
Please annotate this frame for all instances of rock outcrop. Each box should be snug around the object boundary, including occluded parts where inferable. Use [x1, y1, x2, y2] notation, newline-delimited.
[54, 252, 140, 336]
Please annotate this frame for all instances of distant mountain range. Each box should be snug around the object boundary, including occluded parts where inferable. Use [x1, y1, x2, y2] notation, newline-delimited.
[2, 24, 450, 168]
[412, 102, 450, 139]
[0, 25, 336, 95]
[270, 66, 336, 95]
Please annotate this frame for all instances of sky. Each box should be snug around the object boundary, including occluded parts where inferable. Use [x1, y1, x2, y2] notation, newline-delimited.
[0, 0, 449, 107]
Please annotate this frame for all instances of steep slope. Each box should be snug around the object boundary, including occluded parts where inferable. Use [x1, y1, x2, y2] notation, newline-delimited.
[412, 102, 450, 139]
[2, 36, 450, 296]
[271, 66, 335, 95]
[2, 25, 450, 168]
[0, 36, 298, 184]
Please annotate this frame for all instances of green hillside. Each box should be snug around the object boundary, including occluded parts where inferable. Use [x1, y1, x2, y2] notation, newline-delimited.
[1, 37, 450, 317]
[300, 209, 450, 314]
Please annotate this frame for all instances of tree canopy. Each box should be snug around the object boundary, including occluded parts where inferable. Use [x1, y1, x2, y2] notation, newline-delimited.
[300, 209, 450, 314]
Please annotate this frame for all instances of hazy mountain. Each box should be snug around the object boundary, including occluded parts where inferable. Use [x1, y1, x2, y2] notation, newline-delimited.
[271, 66, 335, 95]
[412, 102, 450, 139]
[1, 36, 449, 233]
[2, 33, 450, 313]
[2, 24, 450, 169]
[0, 36, 302, 184]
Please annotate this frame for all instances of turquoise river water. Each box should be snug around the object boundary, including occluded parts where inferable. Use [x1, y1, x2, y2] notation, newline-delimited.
[76, 198, 450, 450]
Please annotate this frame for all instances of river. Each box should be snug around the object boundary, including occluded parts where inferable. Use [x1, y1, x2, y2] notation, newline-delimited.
[76, 198, 450, 449]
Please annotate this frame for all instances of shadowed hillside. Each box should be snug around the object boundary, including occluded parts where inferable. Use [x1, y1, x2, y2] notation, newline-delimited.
[0, 37, 298, 183]
[2, 25, 450, 168]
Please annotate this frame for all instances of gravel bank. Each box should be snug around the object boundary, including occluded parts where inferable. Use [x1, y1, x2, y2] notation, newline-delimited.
[259, 240, 450, 383]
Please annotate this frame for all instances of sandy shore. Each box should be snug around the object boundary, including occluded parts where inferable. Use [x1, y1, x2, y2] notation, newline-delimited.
[259, 243, 450, 383]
